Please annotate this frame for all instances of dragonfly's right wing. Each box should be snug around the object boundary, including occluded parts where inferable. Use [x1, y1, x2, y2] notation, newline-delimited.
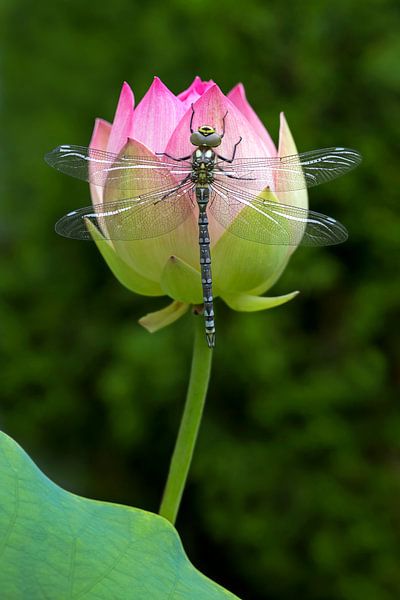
[55, 183, 196, 241]
[215, 147, 362, 192]
[210, 181, 348, 246]
[45, 145, 192, 193]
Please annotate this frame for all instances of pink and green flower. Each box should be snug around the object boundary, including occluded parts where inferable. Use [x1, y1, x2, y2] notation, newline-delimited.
[88, 77, 304, 331]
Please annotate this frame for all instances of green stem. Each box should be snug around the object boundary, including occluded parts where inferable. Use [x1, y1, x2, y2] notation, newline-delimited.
[159, 315, 213, 525]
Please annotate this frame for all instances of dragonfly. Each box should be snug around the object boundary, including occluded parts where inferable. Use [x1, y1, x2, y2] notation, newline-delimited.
[45, 108, 361, 348]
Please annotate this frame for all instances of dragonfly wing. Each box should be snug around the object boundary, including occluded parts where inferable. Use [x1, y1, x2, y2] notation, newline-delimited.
[45, 145, 192, 192]
[55, 183, 196, 241]
[215, 147, 362, 192]
[210, 181, 348, 246]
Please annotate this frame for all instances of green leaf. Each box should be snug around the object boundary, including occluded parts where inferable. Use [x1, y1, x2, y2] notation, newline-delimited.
[0, 432, 240, 600]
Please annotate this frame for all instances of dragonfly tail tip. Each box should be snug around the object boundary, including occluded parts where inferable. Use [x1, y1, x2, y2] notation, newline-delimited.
[206, 332, 216, 349]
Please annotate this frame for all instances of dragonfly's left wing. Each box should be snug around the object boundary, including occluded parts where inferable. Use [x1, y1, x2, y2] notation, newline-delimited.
[210, 181, 348, 246]
[45, 145, 192, 193]
[215, 147, 362, 192]
[55, 182, 195, 241]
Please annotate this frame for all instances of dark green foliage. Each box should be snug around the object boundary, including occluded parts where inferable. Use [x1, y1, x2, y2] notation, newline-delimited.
[1, 0, 399, 598]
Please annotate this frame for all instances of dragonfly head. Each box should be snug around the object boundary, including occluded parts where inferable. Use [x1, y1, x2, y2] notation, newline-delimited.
[190, 125, 222, 148]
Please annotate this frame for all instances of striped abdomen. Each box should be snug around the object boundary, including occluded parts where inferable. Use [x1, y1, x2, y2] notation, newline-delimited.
[196, 187, 215, 348]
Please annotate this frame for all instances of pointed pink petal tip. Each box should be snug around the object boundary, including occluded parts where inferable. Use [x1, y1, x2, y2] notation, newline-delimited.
[192, 82, 223, 103]
[116, 81, 135, 116]
[177, 77, 215, 110]
[106, 82, 135, 155]
[90, 118, 111, 149]
[228, 82, 245, 97]
[177, 77, 200, 102]
[150, 76, 177, 98]
[131, 76, 186, 152]
[89, 118, 112, 206]
[194, 76, 215, 95]
[121, 80, 134, 97]
[177, 76, 214, 100]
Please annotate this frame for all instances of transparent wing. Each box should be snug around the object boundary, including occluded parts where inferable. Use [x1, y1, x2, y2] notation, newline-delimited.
[55, 183, 195, 241]
[215, 147, 362, 192]
[45, 145, 192, 190]
[210, 181, 348, 246]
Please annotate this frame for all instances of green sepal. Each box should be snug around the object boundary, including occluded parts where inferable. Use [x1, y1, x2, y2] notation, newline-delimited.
[277, 113, 308, 258]
[139, 299, 190, 333]
[160, 255, 205, 304]
[222, 290, 299, 312]
[86, 220, 163, 296]
[0, 431, 240, 599]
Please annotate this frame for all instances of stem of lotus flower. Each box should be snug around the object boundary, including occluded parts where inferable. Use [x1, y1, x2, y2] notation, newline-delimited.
[159, 315, 213, 525]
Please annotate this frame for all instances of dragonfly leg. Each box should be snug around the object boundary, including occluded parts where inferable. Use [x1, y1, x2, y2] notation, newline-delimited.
[226, 174, 255, 181]
[215, 165, 256, 182]
[220, 110, 229, 138]
[156, 175, 192, 204]
[155, 152, 192, 161]
[216, 136, 243, 163]
[190, 104, 195, 133]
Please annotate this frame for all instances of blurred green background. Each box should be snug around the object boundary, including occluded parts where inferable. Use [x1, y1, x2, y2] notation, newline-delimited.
[1, 0, 399, 598]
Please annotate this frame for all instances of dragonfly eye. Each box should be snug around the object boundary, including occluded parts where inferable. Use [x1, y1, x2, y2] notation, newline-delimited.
[190, 131, 206, 146]
[205, 133, 222, 147]
[190, 131, 222, 147]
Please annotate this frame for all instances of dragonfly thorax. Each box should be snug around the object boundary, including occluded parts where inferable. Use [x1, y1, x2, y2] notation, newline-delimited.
[191, 148, 216, 185]
[190, 125, 222, 148]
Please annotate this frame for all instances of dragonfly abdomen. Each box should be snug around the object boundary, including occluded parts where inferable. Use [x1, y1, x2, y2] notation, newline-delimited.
[196, 186, 215, 348]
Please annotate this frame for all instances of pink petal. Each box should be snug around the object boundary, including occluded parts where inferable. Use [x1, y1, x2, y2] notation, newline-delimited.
[177, 76, 201, 101]
[228, 83, 277, 157]
[131, 77, 186, 153]
[165, 84, 273, 244]
[177, 76, 215, 110]
[194, 77, 215, 95]
[165, 84, 269, 161]
[90, 117, 111, 151]
[106, 82, 135, 156]
[89, 118, 111, 206]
